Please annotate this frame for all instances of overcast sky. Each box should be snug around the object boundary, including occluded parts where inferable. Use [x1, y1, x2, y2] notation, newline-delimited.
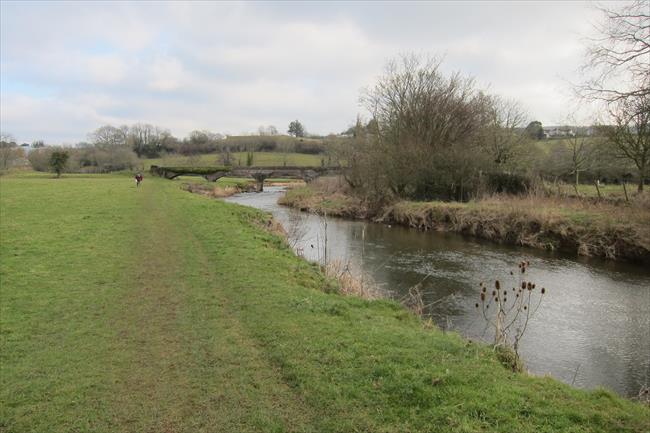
[1, 1, 618, 144]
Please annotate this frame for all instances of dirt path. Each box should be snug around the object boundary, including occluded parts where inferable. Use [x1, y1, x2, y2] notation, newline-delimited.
[109, 182, 315, 433]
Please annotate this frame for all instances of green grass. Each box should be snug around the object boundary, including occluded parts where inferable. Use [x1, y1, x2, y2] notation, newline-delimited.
[1, 172, 648, 432]
[549, 182, 629, 199]
[143, 152, 324, 170]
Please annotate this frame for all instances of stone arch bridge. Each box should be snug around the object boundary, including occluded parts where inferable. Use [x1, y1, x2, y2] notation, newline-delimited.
[150, 165, 340, 191]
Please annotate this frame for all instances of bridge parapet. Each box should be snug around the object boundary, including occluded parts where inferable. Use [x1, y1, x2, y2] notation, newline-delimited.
[150, 165, 341, 191]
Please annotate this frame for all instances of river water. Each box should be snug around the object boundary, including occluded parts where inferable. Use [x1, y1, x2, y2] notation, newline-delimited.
[226, 187, 650, 398]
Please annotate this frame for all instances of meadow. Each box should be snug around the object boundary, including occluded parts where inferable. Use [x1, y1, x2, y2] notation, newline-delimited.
[1, 172, 648, 432]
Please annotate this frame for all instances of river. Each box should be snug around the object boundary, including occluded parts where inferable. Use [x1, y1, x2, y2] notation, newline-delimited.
[226, 186, 650, 398]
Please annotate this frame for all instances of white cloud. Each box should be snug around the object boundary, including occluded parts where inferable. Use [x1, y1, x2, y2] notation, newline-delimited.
[0, 1, 623, 143]
[87, 55, 128, 85]
[148, 55, 186, 91]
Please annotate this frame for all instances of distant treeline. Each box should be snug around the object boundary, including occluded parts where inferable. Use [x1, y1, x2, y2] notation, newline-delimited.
[13, 124, 352, 174]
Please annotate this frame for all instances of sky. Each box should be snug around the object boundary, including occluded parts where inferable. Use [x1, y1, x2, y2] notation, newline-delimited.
[0, 1, 620, 144]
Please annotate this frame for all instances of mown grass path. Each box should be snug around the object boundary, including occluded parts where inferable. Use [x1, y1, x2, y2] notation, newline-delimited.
[1, 173, 648, 433]
[1, 174, 314, 433]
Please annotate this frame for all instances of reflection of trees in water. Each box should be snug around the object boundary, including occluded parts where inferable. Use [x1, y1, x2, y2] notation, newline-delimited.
[285, 211, 308, 250]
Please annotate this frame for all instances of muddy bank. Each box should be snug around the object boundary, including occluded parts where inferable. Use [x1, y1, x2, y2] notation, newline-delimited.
[280, 186, 650, 264]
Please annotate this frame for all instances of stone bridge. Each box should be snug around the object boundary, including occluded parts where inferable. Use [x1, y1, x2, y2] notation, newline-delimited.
[150, 165, 340, 191]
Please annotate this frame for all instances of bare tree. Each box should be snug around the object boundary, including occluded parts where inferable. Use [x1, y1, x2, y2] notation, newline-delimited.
[89, 125, 128, 149]
[577, 1, 649, 106]
[559, 115, 598, 194]
[0, 132, 22, 170]
[358, 54, 491, 200]
[480, 95, 528, 167]
[257, 125, 278, 136]
[128, 123, 171, 157]
[606, 95, 650, 191]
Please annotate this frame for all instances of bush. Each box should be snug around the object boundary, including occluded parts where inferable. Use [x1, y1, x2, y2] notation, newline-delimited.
[486, 172, 532, 195]
[294, 141, 325, 154]
[29, 146, 137, 173]
[28, 147, 56, 171]
[49, 150, 69, 177]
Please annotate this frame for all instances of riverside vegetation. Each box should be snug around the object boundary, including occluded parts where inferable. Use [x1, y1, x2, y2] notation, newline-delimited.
[1, 172, 649, 432]
[280, 177, 650, 264]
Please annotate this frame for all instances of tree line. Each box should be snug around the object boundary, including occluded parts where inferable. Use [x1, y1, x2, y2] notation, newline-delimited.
[3, 119, 333, 174]
[335, 2, 648, 201]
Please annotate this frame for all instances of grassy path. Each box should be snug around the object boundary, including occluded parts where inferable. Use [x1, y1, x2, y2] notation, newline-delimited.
[1, 174, 314, 432]
[108, 176, 315, 432]
[1, 173, 648, 433]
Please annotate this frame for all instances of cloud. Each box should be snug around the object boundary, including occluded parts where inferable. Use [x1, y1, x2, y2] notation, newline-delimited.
[0, 1, 617, 143]
[87, 55, 129, 85]
[147, 55, 186, 91]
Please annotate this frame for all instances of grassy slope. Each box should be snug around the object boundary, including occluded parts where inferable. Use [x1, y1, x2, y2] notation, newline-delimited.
[1, 173, 648, 433]
[143, 152, 323, 170]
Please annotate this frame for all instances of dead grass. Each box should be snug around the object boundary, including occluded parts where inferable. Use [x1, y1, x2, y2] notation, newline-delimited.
[182, 182, 255, 198]
[324, 259, 386, 300]
[281, 179, 650, 263]
[382, 193, 650, 263]
[279, 176, 368, 218]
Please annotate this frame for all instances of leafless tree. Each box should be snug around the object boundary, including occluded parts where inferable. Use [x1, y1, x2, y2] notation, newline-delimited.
[257, 125, 278, 136]
[0, 132, 22, 170]
[358, 54, 492, 200]
[577, 1, 649, 106]
[567, 133, 595, 195]
[606, 95, 650, 191]
[480, 95, 528, 167]
[557, 115, 599, 194]
[88, 125, 128, 149]
[127, 123, 171, 157]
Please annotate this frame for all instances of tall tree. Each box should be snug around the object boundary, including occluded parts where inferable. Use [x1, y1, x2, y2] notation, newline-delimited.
[0, 133, 22, 170]
[89, 125, 128, 149]
[287, 120, 305, 137]
[525, 121, 544, 140]
[481, 96, 528, 166]
[606, 95, 650, 191]
[577, 1, 649, 106]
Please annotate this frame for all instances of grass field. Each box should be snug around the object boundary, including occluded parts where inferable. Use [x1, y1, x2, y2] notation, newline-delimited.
[142, 152, 324, 170]
[1, 172, 648, 432]
[549, 181, 633, 199]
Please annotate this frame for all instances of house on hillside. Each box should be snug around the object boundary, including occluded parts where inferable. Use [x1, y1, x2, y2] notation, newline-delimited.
[543, 126, 576, 138]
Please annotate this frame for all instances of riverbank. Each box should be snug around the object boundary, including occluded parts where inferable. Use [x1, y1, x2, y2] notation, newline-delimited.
[1, 172, 648, 432]
[183, 177, 305, 198]
[280, 182, 650, 264]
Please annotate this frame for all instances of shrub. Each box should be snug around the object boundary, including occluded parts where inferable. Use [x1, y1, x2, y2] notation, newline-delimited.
[28, 147, 56, 171]
[49, 150, 69, 177]
[486, 172, 532, 195]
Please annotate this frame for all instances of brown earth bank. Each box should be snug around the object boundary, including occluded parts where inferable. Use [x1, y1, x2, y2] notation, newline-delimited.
[279, 182, 650, 265]
[183, 179, 305, 198]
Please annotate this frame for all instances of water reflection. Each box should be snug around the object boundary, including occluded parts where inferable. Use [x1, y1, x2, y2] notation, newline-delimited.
[226, 187, 650, 397]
